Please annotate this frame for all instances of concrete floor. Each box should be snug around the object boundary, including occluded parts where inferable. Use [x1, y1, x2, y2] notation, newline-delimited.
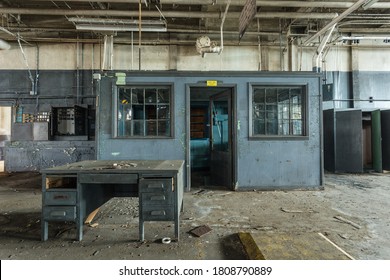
[0, 171, 389, 260]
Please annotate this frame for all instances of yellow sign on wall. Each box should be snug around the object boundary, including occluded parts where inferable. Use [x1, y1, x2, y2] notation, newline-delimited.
[207, 80, 218, 87]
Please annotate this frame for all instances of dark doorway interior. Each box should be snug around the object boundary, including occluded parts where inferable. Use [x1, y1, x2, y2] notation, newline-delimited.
[189, 87, 234, 190]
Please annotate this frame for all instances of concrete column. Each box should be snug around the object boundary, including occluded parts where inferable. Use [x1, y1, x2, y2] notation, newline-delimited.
[351, 44, 360, 108]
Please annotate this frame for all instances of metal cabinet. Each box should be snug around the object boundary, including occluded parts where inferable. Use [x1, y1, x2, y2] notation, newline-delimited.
[41, 175, 78, 241]
[139, 178, 175, 241]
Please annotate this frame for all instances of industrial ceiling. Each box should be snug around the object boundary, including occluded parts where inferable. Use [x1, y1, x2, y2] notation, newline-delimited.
[1, 0, 390, 48]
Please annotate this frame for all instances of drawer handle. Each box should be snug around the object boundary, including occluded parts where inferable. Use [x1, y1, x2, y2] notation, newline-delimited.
[50, 211, 67, 217]
[150, 210, 166, 216]
[150, 195, 166, 201]
[147, 183, 164, 189]
[53, 195, 70, 200]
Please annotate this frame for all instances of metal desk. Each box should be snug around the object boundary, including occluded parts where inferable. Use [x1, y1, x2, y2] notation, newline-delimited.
[41, 160, 184, 242]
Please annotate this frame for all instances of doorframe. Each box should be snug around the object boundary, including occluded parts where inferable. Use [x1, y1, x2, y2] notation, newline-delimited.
[185, 83, 237, 191]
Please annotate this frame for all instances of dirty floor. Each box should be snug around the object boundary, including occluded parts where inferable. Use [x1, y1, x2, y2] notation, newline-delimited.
[0, 171, 389, 260]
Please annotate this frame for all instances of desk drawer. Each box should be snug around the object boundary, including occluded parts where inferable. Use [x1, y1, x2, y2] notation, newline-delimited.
[141, 206, 174, 221]
[43, 206, 76, 221]
[139, 178, 173, 193]
[79, 173, 138, 184]
[44, 189, 77, 205]
[141, 192, 173, 205]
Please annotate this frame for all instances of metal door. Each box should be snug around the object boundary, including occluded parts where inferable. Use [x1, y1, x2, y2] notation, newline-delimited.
[381, 110, 390, 170]
[372, 110, 383, 172]
[209, 92, 232, 188]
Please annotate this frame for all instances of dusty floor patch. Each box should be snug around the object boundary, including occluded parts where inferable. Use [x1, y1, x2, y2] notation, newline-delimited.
[0, 172, 389, 260]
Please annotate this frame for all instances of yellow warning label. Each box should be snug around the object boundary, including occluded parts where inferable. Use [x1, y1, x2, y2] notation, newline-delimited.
[207, 80, 218, 87]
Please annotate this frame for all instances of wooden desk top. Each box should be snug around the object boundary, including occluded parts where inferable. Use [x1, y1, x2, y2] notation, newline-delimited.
[42, 160, 184, 174]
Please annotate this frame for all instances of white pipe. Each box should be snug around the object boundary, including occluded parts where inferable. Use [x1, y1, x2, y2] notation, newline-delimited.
[0, 39, 11, 50]
[313, 24, 336, 72]
[339, 35, 390, 41]
[305, 0, 367, 45]
[219, 0, 231, 53]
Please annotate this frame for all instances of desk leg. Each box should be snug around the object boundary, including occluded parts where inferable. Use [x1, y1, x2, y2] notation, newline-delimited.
[76, 220, 83, 241]
[42, 220, 48, 241]
[175, 212, 180, 241]
[139, 221, 144, 242]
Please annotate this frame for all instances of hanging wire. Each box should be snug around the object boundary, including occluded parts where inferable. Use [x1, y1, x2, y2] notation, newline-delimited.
[17, 34, 35, 95]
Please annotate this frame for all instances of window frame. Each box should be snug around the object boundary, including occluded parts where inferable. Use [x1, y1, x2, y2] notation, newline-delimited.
[249, 83, 309, 140]
[113, 83, 174, 139]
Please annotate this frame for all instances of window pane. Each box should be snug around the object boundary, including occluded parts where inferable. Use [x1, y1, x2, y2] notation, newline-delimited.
[253, 119, 265, 135]
[265, 89, 277, 103]
[253, 88, 265, 103]
[145, 88, 157, 103]
[133, 105, 144, 120]
[146, 121, 157, 136]
[145, 105, 157, 119]
[158, 120, 170, 136]
[131, 88, 144, 104]
[133, 120, 145, 136]
[292, 120, 302, 135]
[252, 85, 305, 137]
[158, 105, 170, 119]
[116, 86, 172, 138]
[266, 119, 278, 135]
[158, 88, 170, 103]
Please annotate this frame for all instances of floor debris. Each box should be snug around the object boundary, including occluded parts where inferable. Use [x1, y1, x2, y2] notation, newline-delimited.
[334, 215, 361, 229]
[280, 207, 317, 213]
[189, 225, 212, 237]
[318, 232, 355, 260]
[88, 223, 99, 228]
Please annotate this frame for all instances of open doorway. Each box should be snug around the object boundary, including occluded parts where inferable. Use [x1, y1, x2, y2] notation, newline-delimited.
[0, 106, 12, 173]
[362, 110, 382, 172]
[187, 85, 236, 190]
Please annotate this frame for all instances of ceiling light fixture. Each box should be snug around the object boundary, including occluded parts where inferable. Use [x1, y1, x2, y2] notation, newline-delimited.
[362, 0, 380, 10]
[69, 18, 167, 32]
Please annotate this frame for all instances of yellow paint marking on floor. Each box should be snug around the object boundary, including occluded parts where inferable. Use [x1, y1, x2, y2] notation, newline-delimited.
[238, 232, 265, 260]
[238, 232, 352, 260]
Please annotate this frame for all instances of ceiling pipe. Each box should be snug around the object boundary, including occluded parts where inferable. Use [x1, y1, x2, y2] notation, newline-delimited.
[304, 0, 368, 45]
[0, 8, 338, 20]
[339, 27, 390, 33]
[5, 26, 281, 36]
[25, 0, 390, 9]
[313, 24, 336, 72]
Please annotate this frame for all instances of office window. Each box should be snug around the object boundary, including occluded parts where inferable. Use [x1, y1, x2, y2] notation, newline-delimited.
[116, 86, 172, 137]
[251, 85, 306, 137]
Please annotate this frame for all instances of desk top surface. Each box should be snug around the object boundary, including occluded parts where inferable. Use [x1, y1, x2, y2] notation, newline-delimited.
[42, 160, 184, 174]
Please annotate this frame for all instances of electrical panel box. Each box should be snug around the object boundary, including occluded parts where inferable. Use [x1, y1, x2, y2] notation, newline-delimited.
[52, 106, 88, 140]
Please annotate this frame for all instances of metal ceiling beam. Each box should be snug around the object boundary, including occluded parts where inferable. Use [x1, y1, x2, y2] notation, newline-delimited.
[24, 0, 390, 9]
[0, 7, 337, 19]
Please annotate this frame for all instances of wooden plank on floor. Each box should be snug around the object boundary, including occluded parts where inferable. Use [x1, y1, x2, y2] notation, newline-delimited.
[238, 232, 353, 260]
[84, 208, 100, 225]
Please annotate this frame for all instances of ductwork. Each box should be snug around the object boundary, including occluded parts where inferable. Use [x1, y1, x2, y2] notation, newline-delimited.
[0, 39, 11, 50]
